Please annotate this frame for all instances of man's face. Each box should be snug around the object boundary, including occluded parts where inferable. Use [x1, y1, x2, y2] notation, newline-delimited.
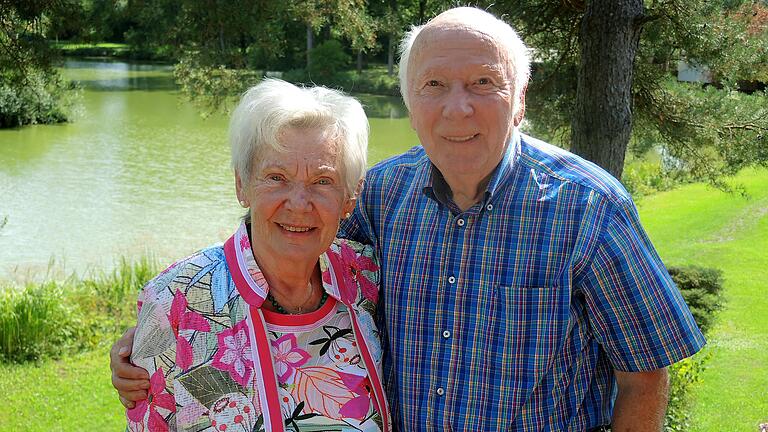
[408, 24, 519, 186]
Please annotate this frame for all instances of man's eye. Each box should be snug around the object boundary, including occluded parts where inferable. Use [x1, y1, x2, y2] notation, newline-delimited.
[268, 175, 284, 182]
[477, 78, 491, 85]
[316, 178, 332, 185]
[426, 80, 441, 87]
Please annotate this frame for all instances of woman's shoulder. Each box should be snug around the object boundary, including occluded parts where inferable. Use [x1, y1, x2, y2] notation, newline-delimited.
[332, 237, 376, 258]
[138, 244, 229, 308]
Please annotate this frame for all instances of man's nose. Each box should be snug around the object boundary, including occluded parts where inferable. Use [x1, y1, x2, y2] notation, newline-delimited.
[442, 85, 474, 119]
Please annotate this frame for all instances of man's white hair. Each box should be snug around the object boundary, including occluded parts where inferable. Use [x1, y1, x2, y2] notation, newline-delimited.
[398, 7, 531, 119]
[229, 79, 368, 195]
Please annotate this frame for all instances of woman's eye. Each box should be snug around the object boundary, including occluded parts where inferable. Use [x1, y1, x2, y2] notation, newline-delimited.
[268, 174, 284, 182]
[316, 178, 332, 185]
[426, 80, 441, 87]
[477, 78, 491, 85]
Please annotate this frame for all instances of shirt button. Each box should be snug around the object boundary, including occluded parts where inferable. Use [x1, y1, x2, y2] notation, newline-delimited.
[442, 330, 451, 339]
[486, 203, 493, 211]
[457, 218, 465, 227]
[448, 276, 456, 284]
[436, 387, 445, 396]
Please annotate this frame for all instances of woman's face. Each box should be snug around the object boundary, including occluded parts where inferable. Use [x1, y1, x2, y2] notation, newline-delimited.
[236, 127, 356, 265]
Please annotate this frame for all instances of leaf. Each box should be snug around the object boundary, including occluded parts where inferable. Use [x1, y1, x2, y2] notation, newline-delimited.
[178, 365, 246, 408]
[292, 366, 357, 420]
[252, 414, 264, 432]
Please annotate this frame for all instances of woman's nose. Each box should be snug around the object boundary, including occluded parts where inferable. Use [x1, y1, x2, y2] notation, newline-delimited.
[284, 184, 312, 211]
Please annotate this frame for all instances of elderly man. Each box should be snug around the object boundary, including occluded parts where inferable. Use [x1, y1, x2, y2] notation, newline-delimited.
[112, 7, 704, 431]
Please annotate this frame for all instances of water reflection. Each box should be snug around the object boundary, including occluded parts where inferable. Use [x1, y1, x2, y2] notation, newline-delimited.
[356, 94, 409, 119]
[0, 60, 417, 280]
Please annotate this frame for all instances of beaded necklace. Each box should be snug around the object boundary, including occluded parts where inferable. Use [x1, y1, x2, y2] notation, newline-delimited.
[266, 290, 329, 314]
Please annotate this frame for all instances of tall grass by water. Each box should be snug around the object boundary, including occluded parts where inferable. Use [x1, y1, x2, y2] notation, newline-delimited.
[0, 258, 157, 363]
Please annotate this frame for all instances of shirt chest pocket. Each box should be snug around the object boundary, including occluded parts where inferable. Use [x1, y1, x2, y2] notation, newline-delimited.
[474, 284, 570, 409]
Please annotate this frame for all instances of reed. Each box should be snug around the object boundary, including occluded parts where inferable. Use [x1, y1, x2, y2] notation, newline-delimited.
[0, 257, 158, 363]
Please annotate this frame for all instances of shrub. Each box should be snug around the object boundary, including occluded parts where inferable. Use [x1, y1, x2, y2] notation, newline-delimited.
[308, 40, 350, 84]
[665, 353, 709, 432]
[663, 265, 724, 430]
[0, 257, 157, 363]
[668, 265, 725, 334]
[0, 69, 79, 128]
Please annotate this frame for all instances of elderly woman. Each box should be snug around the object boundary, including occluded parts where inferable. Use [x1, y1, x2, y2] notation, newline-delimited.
[123, 79, 390, 432]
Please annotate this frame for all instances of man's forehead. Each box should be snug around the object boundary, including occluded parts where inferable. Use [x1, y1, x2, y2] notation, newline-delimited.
[409, 22, 508, 74]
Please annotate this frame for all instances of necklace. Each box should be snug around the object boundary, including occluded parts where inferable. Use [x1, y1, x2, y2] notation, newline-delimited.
[266, 282, 329, 314]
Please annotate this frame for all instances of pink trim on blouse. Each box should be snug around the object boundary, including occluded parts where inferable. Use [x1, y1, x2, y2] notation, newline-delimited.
[224, 222, 390, 432]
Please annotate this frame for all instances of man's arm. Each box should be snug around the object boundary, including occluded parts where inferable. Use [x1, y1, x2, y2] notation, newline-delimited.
[109, 326, 150, 408]
[611, 368, 669, 432]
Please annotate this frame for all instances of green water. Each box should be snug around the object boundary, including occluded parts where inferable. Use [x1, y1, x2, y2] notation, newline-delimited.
[0, 60, 417, 280]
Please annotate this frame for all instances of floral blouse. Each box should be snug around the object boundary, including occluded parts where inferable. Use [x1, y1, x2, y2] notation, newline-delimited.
[127, 222, 390, 432]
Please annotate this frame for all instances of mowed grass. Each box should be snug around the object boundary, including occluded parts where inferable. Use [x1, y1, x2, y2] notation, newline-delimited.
[638, 168, 768, 431]
[0, 169, 765, 431]
[0, 345, 125, 430]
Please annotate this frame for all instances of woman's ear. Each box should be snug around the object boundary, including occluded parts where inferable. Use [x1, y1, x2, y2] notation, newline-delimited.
[343, 179, 364, 217]
[235, 172, 248, 207]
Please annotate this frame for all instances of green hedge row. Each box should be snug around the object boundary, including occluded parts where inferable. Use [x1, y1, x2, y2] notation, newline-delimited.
[666, 265, 724, 431]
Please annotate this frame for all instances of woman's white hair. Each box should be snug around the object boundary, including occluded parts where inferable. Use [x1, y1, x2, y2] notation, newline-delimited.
[229, 79, 368, 195]
[398, 7, 531, 119]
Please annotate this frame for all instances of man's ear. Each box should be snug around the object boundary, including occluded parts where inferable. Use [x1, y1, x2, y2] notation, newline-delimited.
[513, 84, 528, 127]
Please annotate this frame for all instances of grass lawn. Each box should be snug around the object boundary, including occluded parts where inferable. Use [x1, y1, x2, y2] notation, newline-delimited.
[0, 169, 765, 431]
[0, 345, 125, 430]
[638, 168, 768, 431]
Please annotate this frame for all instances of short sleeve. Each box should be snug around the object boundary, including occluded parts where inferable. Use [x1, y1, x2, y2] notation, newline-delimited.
[339, 171, 379, 247]
[581, 199, 706, 372]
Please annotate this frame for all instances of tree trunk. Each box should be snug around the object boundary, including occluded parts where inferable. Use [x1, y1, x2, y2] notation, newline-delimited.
[570, 0, 644, 180]
[387, 33, 395, 76]
[306, 24, 314, 70]
[357, 50, 363, 73]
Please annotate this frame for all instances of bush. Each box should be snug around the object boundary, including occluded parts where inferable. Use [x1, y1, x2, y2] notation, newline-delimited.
[283, 65, 400, 97]
[666, 354, 709, 432]
[308, 40, 351, 84]
[0, 69, 79, 128]
[663, 265, 724, 430]
[668, 265, 725, 334]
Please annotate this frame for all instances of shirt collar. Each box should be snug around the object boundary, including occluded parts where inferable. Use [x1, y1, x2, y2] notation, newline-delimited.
[422, 129, 521, 209]
[223, 222, 345, 307]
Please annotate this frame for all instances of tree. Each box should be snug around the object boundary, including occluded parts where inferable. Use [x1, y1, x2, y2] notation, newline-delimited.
[571, 0, 643, 178]
[493, 0, 768, 184]
[0, 0, 82, 128]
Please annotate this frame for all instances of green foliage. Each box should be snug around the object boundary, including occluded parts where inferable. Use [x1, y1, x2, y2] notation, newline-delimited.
[0, 258, 158, 364]
[309, 40, 351, 83]
[668, 265, 725, 334]
[666, 353, 709, 432]
[661, 265, 724, 430]
[0, 68, 79, 128]
[0, 282, 73, 362]
[494, 0, 768, 186]
[0, 0, 82, 128]
[174, 55, 261, 116]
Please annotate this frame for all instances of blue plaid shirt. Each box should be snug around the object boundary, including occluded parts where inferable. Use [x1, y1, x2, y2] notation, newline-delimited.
[341, 132, 705, 431]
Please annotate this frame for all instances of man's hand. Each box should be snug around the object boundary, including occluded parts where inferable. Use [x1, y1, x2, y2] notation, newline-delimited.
[110, 326, 150, 409]
[611, 368, 669, 432]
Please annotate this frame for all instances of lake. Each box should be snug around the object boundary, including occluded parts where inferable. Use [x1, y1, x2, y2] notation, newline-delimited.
[0, 60, 418, 281]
